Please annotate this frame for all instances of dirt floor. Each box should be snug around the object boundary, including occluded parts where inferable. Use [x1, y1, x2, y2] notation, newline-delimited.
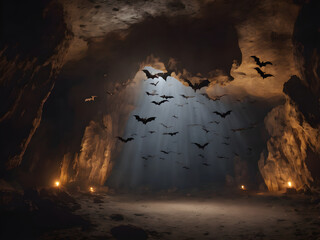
[39, 190, 320, 240]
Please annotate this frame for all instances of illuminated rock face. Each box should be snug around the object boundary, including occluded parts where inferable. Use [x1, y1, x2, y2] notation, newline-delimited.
[0, 1, 71, 172]
[259, 0, 320, 191]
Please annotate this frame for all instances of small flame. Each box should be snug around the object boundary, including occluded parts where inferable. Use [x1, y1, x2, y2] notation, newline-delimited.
[90, 187, 94, 193]
[241, 185, 245, 190]
[288, 181, 292, 188]
[55, 181, 60, 187]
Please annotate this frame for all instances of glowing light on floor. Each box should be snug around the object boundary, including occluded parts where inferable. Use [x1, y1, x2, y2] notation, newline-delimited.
[55, 181, 60, 187]
[287, 181, 292, 188]
[90, 187, 95, 192]
[241, 185, 245, 190]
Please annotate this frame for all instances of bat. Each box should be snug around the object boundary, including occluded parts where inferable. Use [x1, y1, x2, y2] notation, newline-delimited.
[202, 127, 210, 133]
[180, 94, 195, 99]
[163, 132, 179, 136]
[150, 81, 159, 86]
[254, 67, 274, 79]
[202, 93, 227, 101]
[143, 69, 159, 79]
[251, 56, 272, 67]
[146, 91, 158, 96]
[161, 123, 173, 129]
[134, 115, 156, 124]
[183, 166, 190, 170]
[149, 131, 156, 134]
[222, 142, 230, 146]
[213, 110, 232, 118]
[142, 156, 148, 160]
[172, 115, 178, 119]
[116, 136, 134, 143]
[161, 150, 170, 154]
[151, 100, 168, 105]
[85, 96, 97, 102]
[217, 155, 228, 159]
[202, 163, 210, 166]
[160, 95, 174, 99]
[192, 142, 209, 150]
[184, 79, 210, 92]
[198, 154, 204, 158]
[157, 70, 173, 81]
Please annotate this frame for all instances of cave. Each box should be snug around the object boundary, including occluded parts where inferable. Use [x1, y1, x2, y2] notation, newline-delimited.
[1, 0, 320, 239]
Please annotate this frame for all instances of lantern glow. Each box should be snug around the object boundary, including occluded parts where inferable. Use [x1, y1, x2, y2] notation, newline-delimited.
[241, 185, 245, 190]
[55, 181, 60, 187]
[287, 181, 292, 188]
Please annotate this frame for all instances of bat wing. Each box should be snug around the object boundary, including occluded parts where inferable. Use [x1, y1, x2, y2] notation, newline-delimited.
[251, 56, 261, 65]
[143, 69, 152, 78]
[193, 143, 201, 148]
[213, 111, 223, 117]
[125, 137, 134, 142]
[264, 73, 273, 78]
[184, 79, 194, 88]
[160, 100, 168, 104]
[224, 110, 232, 116]
[134, 115, 142, 122]
[263, 61, 272, 66]
[203, 143, 209, 148]
[146, 117, 156, 123]
[254, 67, 264, 76]
[116, 136, 125, 142]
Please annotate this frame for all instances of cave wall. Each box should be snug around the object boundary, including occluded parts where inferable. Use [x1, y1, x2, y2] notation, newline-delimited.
[0, 0, 72, 174]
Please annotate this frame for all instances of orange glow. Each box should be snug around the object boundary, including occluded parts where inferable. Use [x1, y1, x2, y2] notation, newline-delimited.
[241, 185, 245, 190]
[287, 181, 292, 188]
[55, 181, 60, 187]
[90, 187, 94, 193]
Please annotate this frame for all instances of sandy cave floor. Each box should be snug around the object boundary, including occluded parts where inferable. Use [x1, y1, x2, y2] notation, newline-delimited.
[39, 190, 320, 240]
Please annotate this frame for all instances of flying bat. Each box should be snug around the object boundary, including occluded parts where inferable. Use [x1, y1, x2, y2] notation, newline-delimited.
[254, 67, 274, 79]
[202, 127, 210, 133]
[161, 123, 173, 129]
[217, 155, 228, 159]
[180, 94, 195, 99]
[202, 163, 210, 166]
[157, 70, 173, 81]
[172, 115, 178, 119]
[146, 91, 158, 96]
[198, 154, 204, 158]
[160, 95, 174, 99]
[161, 150, 170, 154]
[251, 56, 272, 67]
[151, 100, 168, 105]
[184, 79, 210, 92]
[163, 132, 179, 136]
[85, 96, 97, 102]
[193, 142, 209, 150]
[116, 136, 134, 143]
[142, 156, 148, 160]
[213, 110, 232, 118]
[183, 166, 190, 170]
[143, 69, 159, 79]
[150, 81, 159, 86]
[134, 115, 156, 124]
[149, 131, 156, 134]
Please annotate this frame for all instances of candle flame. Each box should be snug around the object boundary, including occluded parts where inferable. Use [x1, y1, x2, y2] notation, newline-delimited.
[288, 181, 292, 188]
[241, 185, 245, 190]
[90, 187, 94, 192]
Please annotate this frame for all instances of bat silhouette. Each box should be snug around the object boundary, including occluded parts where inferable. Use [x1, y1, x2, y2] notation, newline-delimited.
[146, 91, 158, 96]
[172, 115, 178, 119]
[184, 79, 210, 92]
[254, 67, 274, 79]
[143, 69, 158, 79]
[160, 95, 174, 99]
[150, 81, 159, 86]
[213, 110, 232, 118]
[180, 94, 195, 99]
[116, 136, 134, 143]
[161, 123, 173, 129]
[202, 93, 227, 101]
[193, 142, 209, 150]
[163, 132, 179, 136]
[157, 70, 173, 81]
[161, 150, 170, 154]
[202, 127, 210, 133]
[251, 56, 272, 67]
[198, 154, 204, 158]
[149, 131, 156, 134]
[142, 156, 148, 160]
[183, 166, 190, 170]
[217, 155, 228, 159]
[134, 115, 156, 124]
[85, 96, 97, 102]
[151, 100, 168, 105]
[222, 142, 230, 146]
[202, 163, 210, 166]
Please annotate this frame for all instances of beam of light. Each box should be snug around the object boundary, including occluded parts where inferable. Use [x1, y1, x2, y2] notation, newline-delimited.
[107, 67, 269, 190]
